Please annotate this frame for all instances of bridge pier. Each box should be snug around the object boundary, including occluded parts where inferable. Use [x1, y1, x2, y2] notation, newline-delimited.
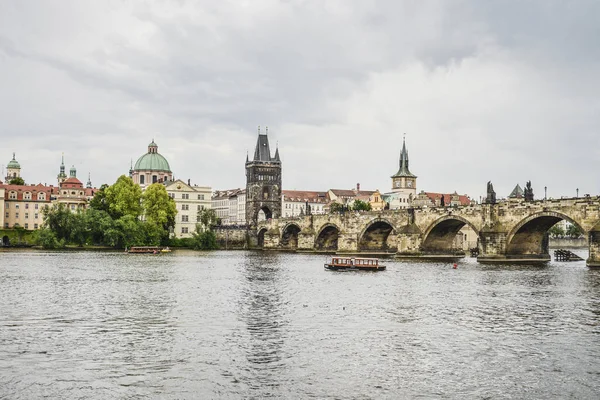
[587, 230, 600, 267]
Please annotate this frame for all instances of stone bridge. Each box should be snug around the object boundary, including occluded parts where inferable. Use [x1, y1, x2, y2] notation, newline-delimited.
[255, 197, 600, 267]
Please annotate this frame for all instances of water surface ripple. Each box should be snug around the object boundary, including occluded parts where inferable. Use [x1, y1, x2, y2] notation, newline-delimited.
[1, 250, 599, 399]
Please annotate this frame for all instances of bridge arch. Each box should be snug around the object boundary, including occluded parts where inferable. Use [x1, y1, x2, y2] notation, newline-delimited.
[257, 227, 268, 248]
[280, 223, 301, 250]
[358, 218, 397, 252]
[256, 206, 273, 223]
[505, 211, 586, 256]
[421, 215, 480, 254]
[315, 223, 340, 251]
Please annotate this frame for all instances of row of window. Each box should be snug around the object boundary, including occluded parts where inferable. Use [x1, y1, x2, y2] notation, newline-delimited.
[5, 203, 40, 209]
[3, 223, 39, 229]
[168, 193, 205, 200]
[8, 192, 46, 200]
[5, 212, 40, 219]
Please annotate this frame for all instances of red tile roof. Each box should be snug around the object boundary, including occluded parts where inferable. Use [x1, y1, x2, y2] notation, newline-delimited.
[329, 189, 376, 198]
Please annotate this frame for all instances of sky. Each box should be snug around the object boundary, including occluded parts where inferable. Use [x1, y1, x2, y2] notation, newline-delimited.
[1, 0, 599, 202]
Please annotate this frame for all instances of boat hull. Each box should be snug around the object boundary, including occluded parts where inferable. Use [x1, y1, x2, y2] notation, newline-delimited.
[324, 264, 386, 271]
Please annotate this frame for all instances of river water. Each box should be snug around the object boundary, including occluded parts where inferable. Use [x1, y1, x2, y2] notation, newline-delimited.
[1, 249, 599, 399]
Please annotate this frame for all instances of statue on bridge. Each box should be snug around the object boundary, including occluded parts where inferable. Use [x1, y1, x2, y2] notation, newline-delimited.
[524, 181, 534, 202]
[486, 181, 496, 204]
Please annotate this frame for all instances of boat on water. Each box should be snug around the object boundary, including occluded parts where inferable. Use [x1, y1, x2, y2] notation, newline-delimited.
[324, 257, 386, 271]
[126, 246, 172, 254]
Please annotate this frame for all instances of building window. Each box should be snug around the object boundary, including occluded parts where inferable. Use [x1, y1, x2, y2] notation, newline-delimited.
[4, 213, 8, 218]
[9, 191, 16, 199]
[182, 227, 189, 234]
[198, 194, 204, 200]
[25, 213, 29, 219]
[15, 213, 19, 218]
[71, 205, 75, 210]
[24, 192, 31, 200]
[15, 204, 19, 209]
[169, 193, 175, 199]
[35, 204, 39, 209]
[182, 204, 189, 211]
[182, 193, 189, 200]
[24, 223, 29, 229]
[181, 215, 189, 222]
[140, 175, 145, 184]
[198, 205, 204, 210]
[35, 213, 38, 219]
[37, 194, 44, 201]
[25, 203, 29, 209]
[152, 175, 158, 183]
[34, 223, 38, 229]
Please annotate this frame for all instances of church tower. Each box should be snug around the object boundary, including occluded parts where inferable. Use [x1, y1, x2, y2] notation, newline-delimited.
[245, 126, 282, 227]
[5, 153, 21, 182]
[388, 136, 417, 209]
[57, 153, 67, 184]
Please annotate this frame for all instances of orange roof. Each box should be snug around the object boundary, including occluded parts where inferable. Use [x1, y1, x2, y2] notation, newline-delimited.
[330, 189, 376, 198]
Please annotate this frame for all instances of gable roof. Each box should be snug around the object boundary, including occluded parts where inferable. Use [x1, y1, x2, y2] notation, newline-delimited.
[283, 190, 328, 203]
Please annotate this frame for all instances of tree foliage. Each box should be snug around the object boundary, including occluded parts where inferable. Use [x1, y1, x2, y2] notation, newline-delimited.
[104, 175, 142, 219]
[142, 183, 177, 230]
[566, 224, 583, 238]
[89, 184, 110, 212]
[329, 202, 344, 213]
[8, 177, 24, 185]
[352, 199, 372, 211]
[548, 224, 565, 238]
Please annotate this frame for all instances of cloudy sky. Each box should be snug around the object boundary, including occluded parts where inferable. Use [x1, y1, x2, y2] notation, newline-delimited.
[1, 0, 598, 201]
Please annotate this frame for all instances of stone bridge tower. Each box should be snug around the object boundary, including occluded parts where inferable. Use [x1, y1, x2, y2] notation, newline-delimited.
[246, 127, 282, 227]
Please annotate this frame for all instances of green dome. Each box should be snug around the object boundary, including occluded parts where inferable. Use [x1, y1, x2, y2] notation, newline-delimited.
[7, 153, 20, 169]
[134, 152, 171, 172]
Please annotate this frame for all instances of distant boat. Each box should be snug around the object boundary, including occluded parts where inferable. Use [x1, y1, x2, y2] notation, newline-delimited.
[324, 257, 386, 271]
[127, 246, 172, 254]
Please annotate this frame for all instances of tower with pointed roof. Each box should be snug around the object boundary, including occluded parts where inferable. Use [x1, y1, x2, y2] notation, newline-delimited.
[5, 152, 21, 182]
[57, 153, 67, 184]
[391, 136, 417, 195]
[245, 126, 282, 226]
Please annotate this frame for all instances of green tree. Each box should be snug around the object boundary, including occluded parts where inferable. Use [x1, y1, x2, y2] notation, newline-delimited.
[193, 231, 218, 250]
[352, 199, 372, 211]
[42, 204, 74, 242]
[89, 184, 110, 212]
[104, 175, 142, 219]
[196, 208, 218, 233]
[142, 183, 177, 230]
[548, 224, 565, 238]
[35, 228, 65, 249]
[69, 211, 88, 246]
[8, 177, 24, 185]
[329, 202, 344, 213]
[84, 208, 114, 245]
[566, 224, 583, 238]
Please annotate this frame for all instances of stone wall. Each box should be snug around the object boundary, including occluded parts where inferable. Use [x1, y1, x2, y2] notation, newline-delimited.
[549, 237, 588, 248]
[214, 226, 248, 249]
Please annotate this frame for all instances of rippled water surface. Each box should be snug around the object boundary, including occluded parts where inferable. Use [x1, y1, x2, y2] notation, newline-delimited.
[1, 249, 600, 399]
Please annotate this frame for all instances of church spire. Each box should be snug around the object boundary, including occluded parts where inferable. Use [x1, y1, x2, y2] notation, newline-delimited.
[253, 125, 274, 162]
[392, 135, 416, 178]
[86, 173, 92, 189]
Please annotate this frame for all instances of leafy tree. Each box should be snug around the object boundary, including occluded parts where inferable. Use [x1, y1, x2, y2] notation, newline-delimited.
[104, 175, 142, 219]
[566, 224, 584, 238]
[196, 208, 218, 233]
[89, 184, 110, 212]
[142, 183, 177, 230]
[352, 199, 372, 211]
[84, 208, 114, 245]
[35, 228, 65, 249]
[193, 231, 218, 250]
[548, 224, 565, 238]
[329, 202, 344, 213]
[8, 177, 24, 185]
[42, 204, 74, 242]
[69, 211, 88, 246]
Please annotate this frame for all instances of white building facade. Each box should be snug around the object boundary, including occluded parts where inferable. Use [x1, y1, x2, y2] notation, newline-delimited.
[165, 179, 212, 238]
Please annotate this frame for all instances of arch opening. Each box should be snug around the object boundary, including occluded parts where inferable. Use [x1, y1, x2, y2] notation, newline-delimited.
[257, 206, 272, 223]
[506, 213, 584, 257]
[421, 218, 475, 254]
[257, 228, 267, 248]
[2, 235, 9, 246]
[281, 224, 301, 249]
[315, 225, 339, 251]
[359, 221, 395, 252]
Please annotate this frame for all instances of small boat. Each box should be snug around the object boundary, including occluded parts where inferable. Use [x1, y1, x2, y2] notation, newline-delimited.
[127, 246, 171, 254]
[324, 257, 386, 271]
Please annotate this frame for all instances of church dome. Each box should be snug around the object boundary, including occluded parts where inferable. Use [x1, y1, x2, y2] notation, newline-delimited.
[7, 153, 20, 169]
[134, 140, 172, 172]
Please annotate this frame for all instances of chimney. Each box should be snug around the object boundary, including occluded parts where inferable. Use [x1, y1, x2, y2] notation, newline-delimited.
[188, 178, 191, 186]
[356, 183, 360, 191]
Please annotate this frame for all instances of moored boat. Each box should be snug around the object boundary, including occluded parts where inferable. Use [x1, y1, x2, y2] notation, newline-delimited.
[127, 246, 171, 254]
[324, 257, 386, 271]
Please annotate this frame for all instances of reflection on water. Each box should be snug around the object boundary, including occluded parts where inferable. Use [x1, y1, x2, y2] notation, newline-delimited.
[1, 250, 600, 399]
